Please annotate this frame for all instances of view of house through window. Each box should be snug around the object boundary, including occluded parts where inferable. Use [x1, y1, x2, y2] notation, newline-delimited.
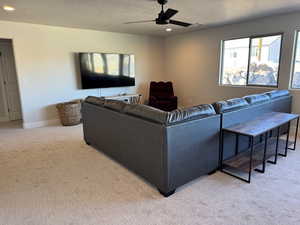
[220, 34, 282, 87]
[221, 38, 249, 85]
[291, 31, 300, 89]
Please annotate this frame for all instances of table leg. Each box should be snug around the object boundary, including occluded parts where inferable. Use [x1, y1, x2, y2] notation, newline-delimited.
[219, 130, 224, 170]
[288, 117, 299, 151]
[247, 137, 254, 183]
[248, 137, 251, 148]
[255, 132, 268, 173]
[220, 133, 253, 183]
[279, 122, 291, 157]
[235, 134, 239, 156]
[268, 127, 280, 165]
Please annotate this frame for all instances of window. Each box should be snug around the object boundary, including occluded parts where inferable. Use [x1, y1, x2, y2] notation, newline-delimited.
[221, 38, 249, 86]
[220, 34, 283, 87]
[291, 31, 300, 89]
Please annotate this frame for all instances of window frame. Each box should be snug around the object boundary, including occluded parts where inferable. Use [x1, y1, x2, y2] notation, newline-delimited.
[219, 32, 284, 88]
[290, 30, 300, 90]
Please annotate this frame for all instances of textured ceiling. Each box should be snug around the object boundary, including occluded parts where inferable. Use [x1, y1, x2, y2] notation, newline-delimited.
[1, 0, 300, 36]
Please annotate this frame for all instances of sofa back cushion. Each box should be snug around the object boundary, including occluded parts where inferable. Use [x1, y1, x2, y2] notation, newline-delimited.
[265, 90, 290, 99]
[104, 99, 128, 112]
[85, 96, 105, 106]
[124, 104, 168, 124]
[213, 98, 249, 114]
[124, 103, 216, 125]
[244, 94, 270, 105]
[167, 104, 216, 124]
[150, 81, 174, 99]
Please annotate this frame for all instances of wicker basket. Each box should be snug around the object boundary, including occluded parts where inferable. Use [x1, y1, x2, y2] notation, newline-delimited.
[56, 100, 82, 126]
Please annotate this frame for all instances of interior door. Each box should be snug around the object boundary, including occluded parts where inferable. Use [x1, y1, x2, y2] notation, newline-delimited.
[0, 40, 22, 121]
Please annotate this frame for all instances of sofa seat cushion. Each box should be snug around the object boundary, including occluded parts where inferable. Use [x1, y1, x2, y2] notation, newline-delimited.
[213, 98, 249, 114]
[244, 94, 270, 105]
[167, 104, 216, 124]
[104, 99, 128, 112]
[124, 104, 168, 124]
[85, 96, 105, 106]
[265, 90, 290, 99]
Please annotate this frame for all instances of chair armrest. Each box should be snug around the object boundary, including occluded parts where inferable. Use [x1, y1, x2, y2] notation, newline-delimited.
[168, 96, 178, 104]
[149, 96, 158, 105]
[149, 96, 157, 101]
[169, 96, 178, 101]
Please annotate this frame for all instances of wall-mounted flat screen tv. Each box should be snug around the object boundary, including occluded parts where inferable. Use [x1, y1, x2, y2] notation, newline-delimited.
[79, 53, 135, 89]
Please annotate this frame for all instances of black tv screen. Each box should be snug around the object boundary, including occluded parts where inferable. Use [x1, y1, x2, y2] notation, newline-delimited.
[79, 52, 135, 89]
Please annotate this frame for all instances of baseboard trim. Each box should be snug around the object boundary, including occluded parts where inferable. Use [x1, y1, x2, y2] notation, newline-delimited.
[0, 116, 9, 122]
[23, 119, 60, 129]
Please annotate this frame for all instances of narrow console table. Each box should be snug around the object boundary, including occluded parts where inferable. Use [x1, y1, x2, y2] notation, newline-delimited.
[220, 112, 299, 183]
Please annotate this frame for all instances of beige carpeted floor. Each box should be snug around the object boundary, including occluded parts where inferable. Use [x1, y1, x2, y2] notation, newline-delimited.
[0, 121, 300, 225]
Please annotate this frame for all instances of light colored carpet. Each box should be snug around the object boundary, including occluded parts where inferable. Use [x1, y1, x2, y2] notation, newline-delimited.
[0, 122, 300, 225]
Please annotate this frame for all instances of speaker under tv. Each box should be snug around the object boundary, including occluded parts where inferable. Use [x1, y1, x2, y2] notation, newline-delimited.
[79, 52, 135, 89]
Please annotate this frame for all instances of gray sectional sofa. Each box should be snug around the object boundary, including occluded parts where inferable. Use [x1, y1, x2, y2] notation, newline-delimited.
[82, 90, 292, 197]
[82, 98, 220, 197]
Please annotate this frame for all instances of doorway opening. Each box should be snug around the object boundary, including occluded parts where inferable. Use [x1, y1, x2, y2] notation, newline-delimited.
[0, 39, 23, 123]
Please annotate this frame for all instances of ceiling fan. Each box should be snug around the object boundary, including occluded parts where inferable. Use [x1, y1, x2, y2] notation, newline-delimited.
[125, 0, 193, 27]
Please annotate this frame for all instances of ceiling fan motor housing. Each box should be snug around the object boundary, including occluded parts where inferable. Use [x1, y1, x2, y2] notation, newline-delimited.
[125, 0, 192, 27]
[156, 18, 169, 25]
[157, 0, 168, 5]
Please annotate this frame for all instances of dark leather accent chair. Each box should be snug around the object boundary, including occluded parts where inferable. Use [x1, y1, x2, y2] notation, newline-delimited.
[149, 81, 178, 111]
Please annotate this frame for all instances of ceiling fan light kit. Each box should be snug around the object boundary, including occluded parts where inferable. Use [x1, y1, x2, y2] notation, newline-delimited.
[125, 0, 193, 28]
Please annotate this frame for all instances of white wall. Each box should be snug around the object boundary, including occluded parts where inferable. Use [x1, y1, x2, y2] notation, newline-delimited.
[0, 21, 165, 128]
[2, 11, 300, 128]
[165, 12, 300, 113]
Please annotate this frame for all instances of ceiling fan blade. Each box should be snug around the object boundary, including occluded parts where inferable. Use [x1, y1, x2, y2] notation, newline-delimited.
[124, 20, 155, 24]
[169, 20, 192, 27]
[163, 8, 178, 20]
